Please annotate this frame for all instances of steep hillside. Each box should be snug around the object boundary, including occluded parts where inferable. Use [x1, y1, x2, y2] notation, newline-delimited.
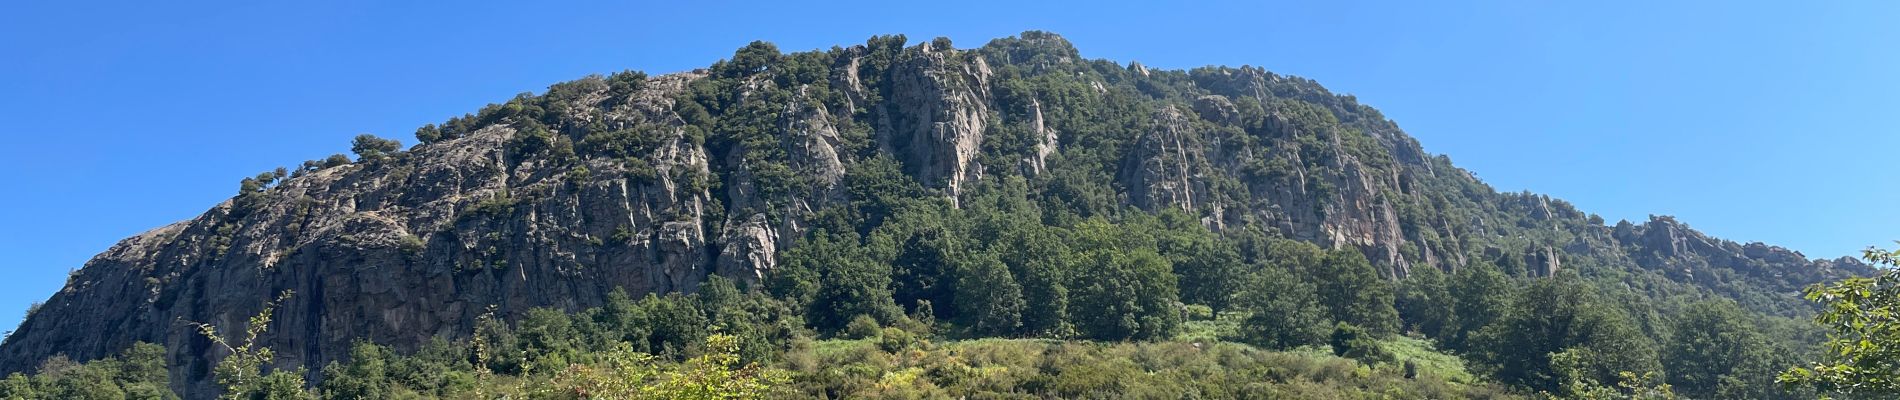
[0, 32, 1870, 397]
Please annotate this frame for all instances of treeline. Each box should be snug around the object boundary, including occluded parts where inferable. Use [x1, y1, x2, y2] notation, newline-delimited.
[764, 168, 1405, 344]
[758, 167, 1809, 398]
[0, 343, 173, 399]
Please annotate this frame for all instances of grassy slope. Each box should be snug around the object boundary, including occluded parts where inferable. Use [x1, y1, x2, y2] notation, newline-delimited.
[775, 316, 1507, 399]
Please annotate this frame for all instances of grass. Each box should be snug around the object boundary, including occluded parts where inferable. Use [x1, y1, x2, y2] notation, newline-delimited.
[1175, 311, 1243, 343]
[801, 312, 1484, 392]
[789, 331, 1508, 399]
[809, 337, 873, 357]
[1175, 310, 1480, 384]
[1383, 334, 1479, 383]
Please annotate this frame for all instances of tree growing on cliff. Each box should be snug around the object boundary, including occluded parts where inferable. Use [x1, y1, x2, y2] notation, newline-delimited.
[350, 134, 402, 161]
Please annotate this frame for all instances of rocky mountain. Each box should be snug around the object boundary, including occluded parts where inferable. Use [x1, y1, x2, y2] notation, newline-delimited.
[0, 31, 1870, 396]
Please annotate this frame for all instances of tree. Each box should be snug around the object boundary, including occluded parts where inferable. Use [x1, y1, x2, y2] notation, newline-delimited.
[636, 293, 709, 357]
[1069, 247, 1181, 341]
[472, 307, 524, 375]
[0, 342, 178, 400]
[1779, 246, 1900, 397]
[952, 254, 1025, 336]
[1159, 220, 1245, 314]
[414, 124, 443, 144]
[874, 208, 961, 321]
[320, 343, 394, 399]
[1443, 261, 1512, 352]
[810, 257, 900, 334]
[1311, 250, 1401, 336]
[844, 315, 881, 340]
[774, 230, 900, 333]
[991, 223, 1071, 337]
[605, 70, 648, 99]
[321, 154, 351, 168]
[46, 358, 125, 400]
[115, 342, 175, 399]
[518, 308, 582, 373]
[690, 277, 804, 369]
[1470, 275, 1659, 394]
[0, 373, 37, 399]
[192, 291, 315, 400]
[350, 134, 402, 161]
[645, 334, 788, 399]
[1235, 265, 1329, 349]
[1396, 265, 1453, 337]
[1665, 300, 1782, 399]
[1254, 238, 1406, 335]
[597, 289, 654, 353]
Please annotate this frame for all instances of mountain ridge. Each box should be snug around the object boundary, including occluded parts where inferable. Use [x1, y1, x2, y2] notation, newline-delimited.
[0, 31, 1870, 397]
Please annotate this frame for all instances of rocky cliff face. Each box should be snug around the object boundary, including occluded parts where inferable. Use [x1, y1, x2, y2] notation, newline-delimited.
[0, 72, 730, 395]
[0, 31, 1870, 396]
[877, 40, 993, 203]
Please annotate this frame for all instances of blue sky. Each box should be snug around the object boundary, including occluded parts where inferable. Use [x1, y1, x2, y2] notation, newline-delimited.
[2, 0, 1895, 333]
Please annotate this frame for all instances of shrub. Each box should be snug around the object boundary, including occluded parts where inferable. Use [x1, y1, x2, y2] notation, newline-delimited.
[875, 327, 918, 353]
[1330, 322, 1392, 365]
[844, 315, 881, 340]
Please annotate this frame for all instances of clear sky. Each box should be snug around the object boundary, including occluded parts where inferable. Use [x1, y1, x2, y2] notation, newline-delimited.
[2, 0, 1895, 334]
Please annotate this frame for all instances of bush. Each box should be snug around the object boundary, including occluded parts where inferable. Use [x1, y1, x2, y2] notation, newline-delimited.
[875, 327, 918, 353]
[322, 153, 351, 168]
[844, 315, 881, 340]
[1330, 323, 1392, 365]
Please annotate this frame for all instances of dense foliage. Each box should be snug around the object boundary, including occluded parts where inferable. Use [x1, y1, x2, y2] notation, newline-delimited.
[1779, 247, 1900, 398]
[0, 343, 174, 400]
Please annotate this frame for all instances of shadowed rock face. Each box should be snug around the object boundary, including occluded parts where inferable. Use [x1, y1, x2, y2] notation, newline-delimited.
[0, 31, 1870, 397]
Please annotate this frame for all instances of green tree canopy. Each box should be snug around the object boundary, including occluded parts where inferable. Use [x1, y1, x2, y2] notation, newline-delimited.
[952, 253, 1026, 336]
[350, 134, 402, 161]
[1442, 261, 1512, 352]
[1470, 275, 1659, 394]
[1395, 265, 1452, 338]
[1666, 300, 1784, 399]
[1779, 247, 1900, 398]
[1067, 221, 1181, 341]
[1312, 249, 1401, 336]
[1236, 264, 1329, 349]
